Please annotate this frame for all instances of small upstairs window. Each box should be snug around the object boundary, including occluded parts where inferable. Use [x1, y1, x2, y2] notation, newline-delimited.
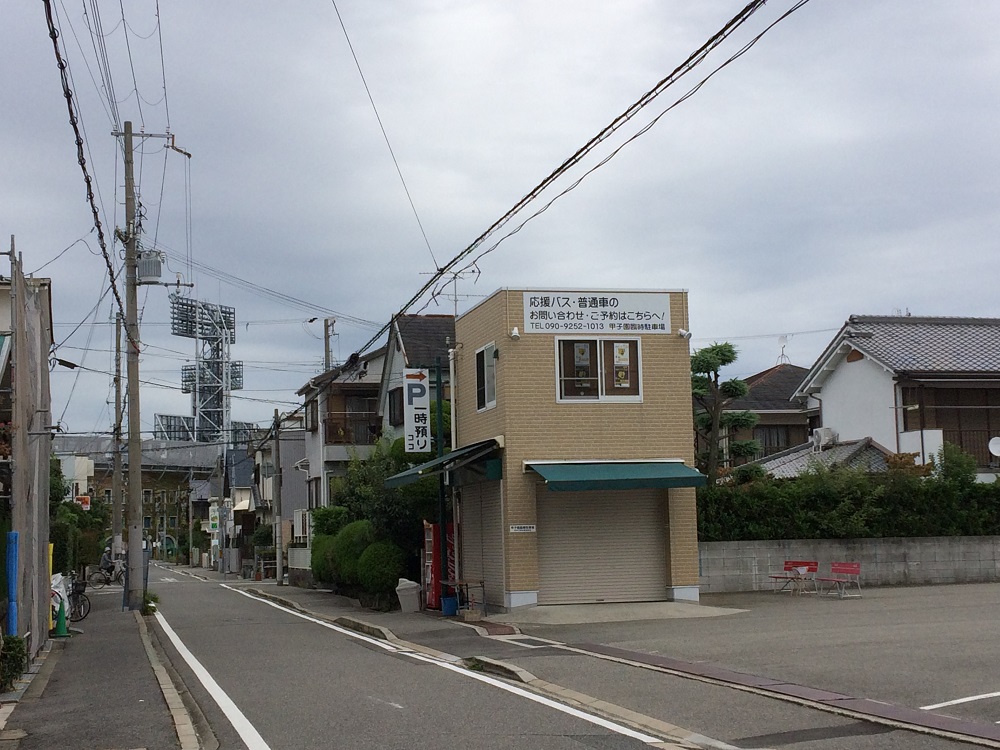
[476, 343, 497, 411]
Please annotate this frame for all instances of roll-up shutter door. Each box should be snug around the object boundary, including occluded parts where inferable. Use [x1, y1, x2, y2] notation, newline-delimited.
[459, 483, 505, 608]
[537, 489, 667, 604]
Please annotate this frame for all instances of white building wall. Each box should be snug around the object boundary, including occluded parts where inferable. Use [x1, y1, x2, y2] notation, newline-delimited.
[820, 355, 897, 448]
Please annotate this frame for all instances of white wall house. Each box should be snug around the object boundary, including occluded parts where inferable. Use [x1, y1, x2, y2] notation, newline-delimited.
[794, 315, 1000, 482]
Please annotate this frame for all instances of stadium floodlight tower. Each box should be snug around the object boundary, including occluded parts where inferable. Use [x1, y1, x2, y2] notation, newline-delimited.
[169, 294, 244, 445]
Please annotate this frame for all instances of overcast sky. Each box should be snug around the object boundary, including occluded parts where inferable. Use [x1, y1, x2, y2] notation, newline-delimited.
[4, 1, 998, 437]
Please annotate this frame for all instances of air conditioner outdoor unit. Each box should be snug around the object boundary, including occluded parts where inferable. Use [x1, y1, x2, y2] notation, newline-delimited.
[812, 427, 837, 449]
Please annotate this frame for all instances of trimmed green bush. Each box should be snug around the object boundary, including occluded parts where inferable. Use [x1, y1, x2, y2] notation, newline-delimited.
[699, 459, 1000, 542]
[1, 635, 27, 693]
[358, 541, 405, 596]
[312, 505, 351, 536]
[331, 520, 374, 586]
[251, 523, 273, 548]
[310, 533, 337, 583]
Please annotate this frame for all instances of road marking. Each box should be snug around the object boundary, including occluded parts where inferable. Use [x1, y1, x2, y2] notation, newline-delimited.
[921, 691, 1000, 710]
[228, 586, 662, 745]
[154, 610, 271, 750]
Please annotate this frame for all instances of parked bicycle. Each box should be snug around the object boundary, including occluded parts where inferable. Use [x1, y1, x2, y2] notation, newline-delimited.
[67, 572, 90, 622]
[51, 571, 90, 623]
[87, 559, 126, 589]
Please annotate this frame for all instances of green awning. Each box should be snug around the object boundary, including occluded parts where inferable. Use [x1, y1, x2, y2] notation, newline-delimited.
[526, 461, 706, 492]
[385, 439, 498, 488]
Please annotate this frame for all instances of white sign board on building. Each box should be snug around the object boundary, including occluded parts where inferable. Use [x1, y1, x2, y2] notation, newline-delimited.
[403, 368, 431, 453]
[523, 291, 671, 334]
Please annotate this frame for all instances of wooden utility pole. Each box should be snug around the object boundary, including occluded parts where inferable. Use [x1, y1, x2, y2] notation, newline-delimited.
[112, 313, 123, 557]
[124, 121, 144, 611]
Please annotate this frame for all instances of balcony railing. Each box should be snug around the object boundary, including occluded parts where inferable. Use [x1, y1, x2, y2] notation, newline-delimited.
[324, 413, 380, 446]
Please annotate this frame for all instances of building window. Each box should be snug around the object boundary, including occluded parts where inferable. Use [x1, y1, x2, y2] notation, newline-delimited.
[556, 339, 641, 401]
[143, 489, 152, 506]
[305, 399, 319, 432]
[143, 516, 152, 529]
[754, 425, 790, 456]
[104, 489, 111, 504]
[388, 387, 404, 426]
[169, 516, 177, 528]
[307, 478, 322, 509]
[476, 343, 497, 411]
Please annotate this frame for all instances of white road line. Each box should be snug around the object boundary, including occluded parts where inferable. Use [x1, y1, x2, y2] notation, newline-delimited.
[921, 691, 1000, 710]
[226, 585, 662, 745]
[153, 610, 271, 750]
[404, 650, 662, 744]
[221, 584, 401, 652]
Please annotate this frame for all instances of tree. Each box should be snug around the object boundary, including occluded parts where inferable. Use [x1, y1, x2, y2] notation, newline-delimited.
[691, 342, 760, 485]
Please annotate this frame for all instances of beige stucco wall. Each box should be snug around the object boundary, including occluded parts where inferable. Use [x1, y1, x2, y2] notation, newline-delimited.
[455, 289, 700, 600]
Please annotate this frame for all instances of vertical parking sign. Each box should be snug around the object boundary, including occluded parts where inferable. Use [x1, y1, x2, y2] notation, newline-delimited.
[404, 368, 431, 453]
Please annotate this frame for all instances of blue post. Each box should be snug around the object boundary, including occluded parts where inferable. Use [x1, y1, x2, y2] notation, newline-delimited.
[7, 531, 18, 636]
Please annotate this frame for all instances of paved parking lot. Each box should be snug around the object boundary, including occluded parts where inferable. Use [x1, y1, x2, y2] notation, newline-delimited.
[513, 582, 1000, 728]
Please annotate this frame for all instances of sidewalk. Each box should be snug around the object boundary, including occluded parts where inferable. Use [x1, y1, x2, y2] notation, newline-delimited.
[0, 586, 194, 750]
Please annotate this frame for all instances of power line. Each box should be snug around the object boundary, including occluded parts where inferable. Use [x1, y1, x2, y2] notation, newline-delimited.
[437, 0, 814, 295]
[355, 0, 783, 356]
[151, 242, 380, 328]
[329, 0, 439, 270]
[43, 0, 134, 350]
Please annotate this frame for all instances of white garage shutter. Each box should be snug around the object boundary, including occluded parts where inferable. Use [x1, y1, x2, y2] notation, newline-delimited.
[537, 489, 667, 605]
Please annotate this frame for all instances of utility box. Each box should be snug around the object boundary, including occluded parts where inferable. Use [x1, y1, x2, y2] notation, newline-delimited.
[395, 578, 421, 613]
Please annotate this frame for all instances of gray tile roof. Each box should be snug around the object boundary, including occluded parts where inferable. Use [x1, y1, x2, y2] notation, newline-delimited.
[752, 437, 892, 479]
[728, 364, 809, 411]
[396, 315, 455, 368]
[844, 315, 1000, 373]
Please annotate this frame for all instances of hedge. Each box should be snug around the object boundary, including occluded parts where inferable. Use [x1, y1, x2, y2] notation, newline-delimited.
[698, 466, 1000, 542]
[358, 541, 405, 596]
[330, 520, 374, 587]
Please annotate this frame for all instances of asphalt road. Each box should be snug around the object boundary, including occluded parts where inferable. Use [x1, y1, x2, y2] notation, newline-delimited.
[147, 565, 662, 749]
[147, 564, 1000, 750]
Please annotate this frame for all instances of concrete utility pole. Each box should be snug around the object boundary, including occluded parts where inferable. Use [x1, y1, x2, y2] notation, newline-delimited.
[112, 313, 123, 558]
[323, 318, 336, 371]
[124, 121, 144, 611]
[272, 409, 284, 585]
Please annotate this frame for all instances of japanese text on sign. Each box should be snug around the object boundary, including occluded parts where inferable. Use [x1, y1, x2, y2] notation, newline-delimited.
[403, 368, 431, 453]
[523, 291, 671, 334]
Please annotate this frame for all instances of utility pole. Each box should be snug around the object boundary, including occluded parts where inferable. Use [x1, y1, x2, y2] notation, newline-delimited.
[112, 312, 123, 558]
[323, 318, 336, 371]
[273, 409, 284, 585]
[124, 121, 144, 611]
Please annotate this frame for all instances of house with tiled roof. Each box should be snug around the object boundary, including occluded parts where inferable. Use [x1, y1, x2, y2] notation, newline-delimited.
[296, 346, 386, 509]
[753, 437, 894, 479]
[719, 363, 818, 464]
[793, 315, 1000, 479]
[378, 314, 455, 444]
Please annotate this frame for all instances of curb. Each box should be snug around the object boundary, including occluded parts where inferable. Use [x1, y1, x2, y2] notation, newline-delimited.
[136, 611, 201, 750]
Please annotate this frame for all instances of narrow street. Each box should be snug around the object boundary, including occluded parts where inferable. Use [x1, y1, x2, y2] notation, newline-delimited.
[147, 564, 662, 749]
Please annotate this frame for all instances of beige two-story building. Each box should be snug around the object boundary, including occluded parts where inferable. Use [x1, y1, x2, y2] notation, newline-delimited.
[393, 288, 705, 610]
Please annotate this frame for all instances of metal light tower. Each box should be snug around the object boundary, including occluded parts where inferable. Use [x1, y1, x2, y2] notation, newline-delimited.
[170, 295, 244, 444]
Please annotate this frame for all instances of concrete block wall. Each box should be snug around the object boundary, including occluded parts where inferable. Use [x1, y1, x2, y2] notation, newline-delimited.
[699, 536, 1000, 592]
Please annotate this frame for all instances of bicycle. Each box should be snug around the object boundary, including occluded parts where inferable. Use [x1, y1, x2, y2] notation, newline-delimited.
[68, 573, 90, 622]
[51, 572, 90, 623]
[87, 561, 126, 589]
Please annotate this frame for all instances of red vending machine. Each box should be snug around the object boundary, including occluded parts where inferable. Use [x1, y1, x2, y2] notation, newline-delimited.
[422, 521, 455, 610]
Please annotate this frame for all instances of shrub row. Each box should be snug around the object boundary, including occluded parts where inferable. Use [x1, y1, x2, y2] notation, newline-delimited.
[310, 514, 405, 605]
[698, 465, 1000, 542]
